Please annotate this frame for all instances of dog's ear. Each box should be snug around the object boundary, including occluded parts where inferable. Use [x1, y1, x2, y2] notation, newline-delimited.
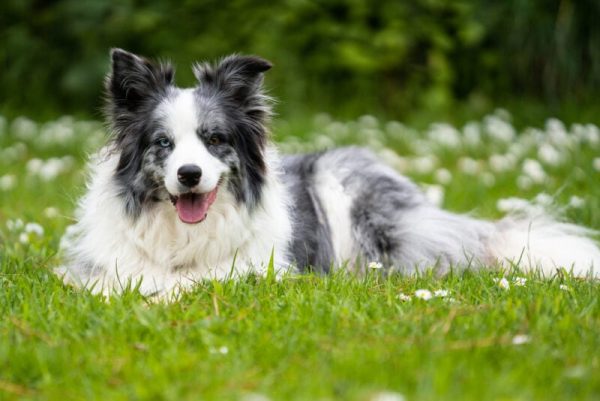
[106, 48, 174, 112]
[194, 55, 273, 120]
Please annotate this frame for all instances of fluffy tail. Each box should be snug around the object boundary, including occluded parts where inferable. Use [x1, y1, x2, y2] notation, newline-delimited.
[488, 212, 600, 278]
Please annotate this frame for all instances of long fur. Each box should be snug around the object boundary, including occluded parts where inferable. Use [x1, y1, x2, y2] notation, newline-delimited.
[58, 49, 600, 296]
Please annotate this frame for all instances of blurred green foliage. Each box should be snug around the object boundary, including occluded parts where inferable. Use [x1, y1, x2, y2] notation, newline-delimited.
[1, 0, 599, 120]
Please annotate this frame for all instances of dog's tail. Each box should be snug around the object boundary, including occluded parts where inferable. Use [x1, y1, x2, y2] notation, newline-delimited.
[487, 210, 600, 278]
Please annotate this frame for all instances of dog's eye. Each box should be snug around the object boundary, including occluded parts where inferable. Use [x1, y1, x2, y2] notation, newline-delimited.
[208, 135, 221, 146]
[157, 137, 172, 148]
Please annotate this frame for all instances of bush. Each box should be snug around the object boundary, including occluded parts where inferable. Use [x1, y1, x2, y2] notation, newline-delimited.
[1, 0, 599, 119]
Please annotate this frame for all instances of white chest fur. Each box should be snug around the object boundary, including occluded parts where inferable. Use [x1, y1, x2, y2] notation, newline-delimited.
[60, 147, 292, 296]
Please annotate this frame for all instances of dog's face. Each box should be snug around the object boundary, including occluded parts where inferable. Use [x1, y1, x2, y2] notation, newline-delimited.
[105, 49, 272, 223]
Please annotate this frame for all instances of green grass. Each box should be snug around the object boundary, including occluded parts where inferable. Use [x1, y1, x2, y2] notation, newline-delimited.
[1, 112, 599, 400]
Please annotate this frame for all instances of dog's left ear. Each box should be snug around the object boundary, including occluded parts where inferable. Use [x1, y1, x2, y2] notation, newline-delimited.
[194, 55, 273, 120]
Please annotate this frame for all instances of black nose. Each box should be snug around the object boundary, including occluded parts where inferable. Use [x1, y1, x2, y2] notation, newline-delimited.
[177, 164, 202, 187]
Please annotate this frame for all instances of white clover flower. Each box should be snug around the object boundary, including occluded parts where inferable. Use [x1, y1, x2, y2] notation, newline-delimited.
[412, 139, 434, 155]
[546, 118, 570, 146]
[368, 261, 383, 270]
[397, 293, 412, 302]
[424, 185, 444, 207]
[6, 219, 24, 231]
[209, 346, 230, 355]
[493, 277, 510, 290]
[489, 154, 517, 173]
[510, 142, 532, 161]
[370, 391, 406, 401]
[484, 115, 516, 142]
[0, 142, 27, 163]
[39, 121, 75, 146]
[39, 162, 62, 181]
[516, 175, 533, 190]
[37, 157, 71, 181]
[434, 289, 449, 298]
[315, 134, 335, 149]
[414, 289, 433, 300]
[593, 158, 600, 172]
[241, 393, 271, 401]
[522, 159, 547, 184]
[458, 157, 481, 175]
[534, 193, 553, 206]
[571, 123, 586, 142]
[427, 123, 461, 149]
[513, 277, 527, 287]
[25, 222, 44, 236]
[11, 116, 38, 140]
[496, 197, 530, 213]
[564, 366, 586, 379]
[0, 174, 16, 191]
[379, 149, 409, 173]
[19, 232, 29, 244]
[43, 207, 60, 218]
[538, 143, 563, 166]
[463, 121, 481, 147]
[325, 121, 349, 140]
[412, 156, 437, 174]
[385, 121, 406, 139]
[26, 158, 44, 174]
[358, 114, 379, 129]
[367, 139, 384, 150]
[584, 124, 600, 146]
[569, 196, 585, 209]
[559, 284, 571, 291]
[512, 334, 531, 345]
[434, 168, 452, 185]
[364, 127, 384, 141]
[494, 108, 512, 121]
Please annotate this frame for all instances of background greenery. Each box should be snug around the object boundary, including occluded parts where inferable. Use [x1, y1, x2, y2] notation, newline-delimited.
[2, 0, 600, 124]
[2, 2, 600, 400]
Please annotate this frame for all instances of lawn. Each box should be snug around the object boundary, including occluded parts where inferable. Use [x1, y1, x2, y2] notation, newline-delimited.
[1, 111, 599, 401]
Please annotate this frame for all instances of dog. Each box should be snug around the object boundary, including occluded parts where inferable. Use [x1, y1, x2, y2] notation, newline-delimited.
[58, 49, 600, 296]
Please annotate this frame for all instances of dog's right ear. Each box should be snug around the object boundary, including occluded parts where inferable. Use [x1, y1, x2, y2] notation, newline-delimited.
[106, 48, 174, 112]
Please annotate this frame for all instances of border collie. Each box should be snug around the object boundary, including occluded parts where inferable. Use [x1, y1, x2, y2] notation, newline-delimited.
[58, 49, 600, 296]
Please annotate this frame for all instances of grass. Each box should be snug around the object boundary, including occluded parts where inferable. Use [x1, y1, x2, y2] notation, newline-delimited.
[1, 111, 599, 400]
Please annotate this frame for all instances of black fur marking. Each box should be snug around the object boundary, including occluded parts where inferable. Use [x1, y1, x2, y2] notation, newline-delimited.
[114, 125, 173, 217]
[105, 49, 176, 218]
[107, 48, 174, 114]
[282, 153, 335, 273]
[194, 55, 273, 208]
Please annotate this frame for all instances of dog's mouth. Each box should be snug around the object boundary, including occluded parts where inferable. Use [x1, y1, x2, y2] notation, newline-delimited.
[169, 188, 219, 224]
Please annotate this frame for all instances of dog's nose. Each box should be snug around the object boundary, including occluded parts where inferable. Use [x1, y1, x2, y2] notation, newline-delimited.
[177, 164, 202, 187]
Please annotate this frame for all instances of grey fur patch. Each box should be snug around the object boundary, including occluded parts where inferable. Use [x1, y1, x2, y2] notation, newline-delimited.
[285, 147, 492, 273]
[313, 148, 423, 269]
[282, 152, 335, 273]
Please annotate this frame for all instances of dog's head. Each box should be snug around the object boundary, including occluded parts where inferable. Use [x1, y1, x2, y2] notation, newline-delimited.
[105, 49, 272, 223]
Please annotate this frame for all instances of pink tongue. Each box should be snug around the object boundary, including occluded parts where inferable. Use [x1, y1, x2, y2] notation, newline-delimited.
[175, 188, 218, 224]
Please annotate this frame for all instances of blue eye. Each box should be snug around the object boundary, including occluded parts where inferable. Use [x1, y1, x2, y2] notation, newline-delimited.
[157, 137, 172, 148]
